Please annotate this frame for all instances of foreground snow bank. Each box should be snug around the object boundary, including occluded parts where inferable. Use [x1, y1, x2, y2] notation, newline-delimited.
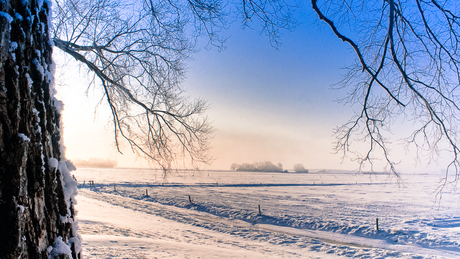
[74, 168, 460, 258]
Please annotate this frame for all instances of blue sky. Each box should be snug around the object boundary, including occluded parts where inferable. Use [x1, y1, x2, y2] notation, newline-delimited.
[56, 5, 364, 171]
[182, 17, 357, 170]
[56, 4, 445, 172]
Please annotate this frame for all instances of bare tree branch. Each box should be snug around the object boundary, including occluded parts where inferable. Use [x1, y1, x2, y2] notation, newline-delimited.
[53, 0, 219, 169]
[53, 0, 460, 184]
[309, 0, 460, 185]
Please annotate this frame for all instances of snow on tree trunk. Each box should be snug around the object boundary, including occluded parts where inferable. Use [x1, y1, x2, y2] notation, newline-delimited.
[0, 0, 80, 258]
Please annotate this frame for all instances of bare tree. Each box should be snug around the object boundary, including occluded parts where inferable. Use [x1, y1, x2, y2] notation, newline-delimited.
[1, 0, 80, 258]
[307, 1, 460, 180]
[241, 1, 460, 180]
[51, 0, 460, 177]
[3, 0, 457, 256]
[293, 163, 307, 173]
[52, 0, 226, 169]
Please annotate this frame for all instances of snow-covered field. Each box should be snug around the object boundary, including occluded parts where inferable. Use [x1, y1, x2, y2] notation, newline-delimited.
[73, 168, 460, 258]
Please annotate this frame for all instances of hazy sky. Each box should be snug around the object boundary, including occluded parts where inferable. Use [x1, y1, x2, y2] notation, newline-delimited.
[55, 6, 438, 172]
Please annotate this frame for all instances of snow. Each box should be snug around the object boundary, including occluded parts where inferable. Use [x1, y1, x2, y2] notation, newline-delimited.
[36, 0, 44, 10]
[48, 236, 72, 258]
[49, 157, 59, 168]
[46, 59, 56, 88]
[15, 13, 23, 21]
[9, 41, 17, 61]
[52, 99, 63, 113]
[35, 49, 41, 58]
[32, 58, 45, 81]
[50, 157, 81, 254]
[69, 235, 82, 256]
[0, 11, 13, 23]
[25, 73, 33, 93]
[77, 194, 328, 258]
[18, 133, 30, 142]
[45, 0, 54, 36]
[57, 159, 78, 212]
[32, 108, 40, 118]
[17, 204, 25, 213]
[57, 159, 82, 254]
[73, 168, 460, 258]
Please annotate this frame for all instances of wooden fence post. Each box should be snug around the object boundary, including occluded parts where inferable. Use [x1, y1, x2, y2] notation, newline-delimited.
[376, 218, 379, 231]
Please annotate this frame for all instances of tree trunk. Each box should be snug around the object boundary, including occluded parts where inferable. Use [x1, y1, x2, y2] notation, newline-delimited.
[0, 0, 80, 258]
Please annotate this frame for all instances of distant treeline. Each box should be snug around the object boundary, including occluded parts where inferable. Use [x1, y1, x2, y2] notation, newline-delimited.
[230, 161, 284, 172]
[231, 161, 308, 173]
[74, 158, 117, 168]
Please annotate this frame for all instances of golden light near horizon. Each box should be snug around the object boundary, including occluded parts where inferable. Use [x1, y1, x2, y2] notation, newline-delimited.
[54, 47, 355, 171]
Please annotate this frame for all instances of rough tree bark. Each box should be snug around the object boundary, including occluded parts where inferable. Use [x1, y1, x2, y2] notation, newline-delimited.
[0, 0, 80, 258]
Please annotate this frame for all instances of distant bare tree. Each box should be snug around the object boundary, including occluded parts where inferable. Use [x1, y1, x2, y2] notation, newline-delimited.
[293, 163, 307, 173]
[52, 0, 225, 169]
